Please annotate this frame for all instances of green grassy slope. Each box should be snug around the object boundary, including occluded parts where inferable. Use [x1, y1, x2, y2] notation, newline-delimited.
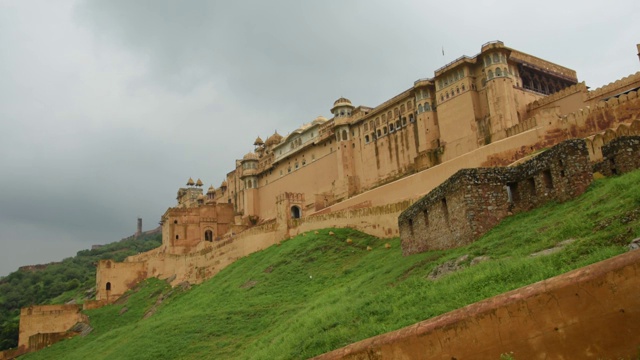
[23, 171, 640, 360]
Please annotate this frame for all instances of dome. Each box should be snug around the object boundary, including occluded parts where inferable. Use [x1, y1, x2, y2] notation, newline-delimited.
[207, 185, 215, 194]
[333, 97, 352, 106]
[197, 194, 205, 200]
[311, 116, 328, 125]
[220, 180, 228, 188]
[186, 177, 195, 186]
[265, 131, 283, 146]
[254, 136, 264, 146]
[331, 97, 355, 114]
[196, 178, 203, 187]
[242, 152, 259, 161]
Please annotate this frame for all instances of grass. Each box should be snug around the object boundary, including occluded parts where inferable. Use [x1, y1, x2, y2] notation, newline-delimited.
[22, 170, 640, 360]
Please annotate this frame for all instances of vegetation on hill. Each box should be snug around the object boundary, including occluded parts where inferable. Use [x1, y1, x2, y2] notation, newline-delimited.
[20, 170, 640, 359]
[0, 232, 161, 350]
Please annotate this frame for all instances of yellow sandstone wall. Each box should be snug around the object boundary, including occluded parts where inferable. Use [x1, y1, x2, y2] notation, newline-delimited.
[312, 249, 640, 360]
[95, 260, 147, 302]
[18, 305, 86, 349]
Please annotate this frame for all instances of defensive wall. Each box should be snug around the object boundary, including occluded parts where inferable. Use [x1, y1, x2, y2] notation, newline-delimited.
[18, 305, 87, 350]
[399, 139, 593, 255]
[312, 248, 640, 360]
[95, 260, 147, 302]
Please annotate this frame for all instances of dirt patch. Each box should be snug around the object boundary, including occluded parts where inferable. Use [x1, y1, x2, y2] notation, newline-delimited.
[240, 280, 258, 289]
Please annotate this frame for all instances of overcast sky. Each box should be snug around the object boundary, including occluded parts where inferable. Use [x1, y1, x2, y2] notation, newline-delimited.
[0, 0, 638, 277]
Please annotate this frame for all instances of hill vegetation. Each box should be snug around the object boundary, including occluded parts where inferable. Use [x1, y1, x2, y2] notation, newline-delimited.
[19, 170, 640, 359]
[0, 232, 161, 350]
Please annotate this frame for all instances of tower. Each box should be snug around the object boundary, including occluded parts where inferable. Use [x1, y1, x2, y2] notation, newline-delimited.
[136, 217, 142, 237]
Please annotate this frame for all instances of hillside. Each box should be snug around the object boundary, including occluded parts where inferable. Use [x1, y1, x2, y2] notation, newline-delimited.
[19, 170, 640, 359]
[0, 232, 161, 350]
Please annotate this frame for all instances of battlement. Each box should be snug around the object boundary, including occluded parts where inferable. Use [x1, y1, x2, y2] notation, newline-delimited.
[587, 71, 640, 101]
[526, 82, 588, 112]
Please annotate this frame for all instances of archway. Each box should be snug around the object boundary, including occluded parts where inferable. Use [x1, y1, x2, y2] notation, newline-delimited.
[106, 282, 111, 291]
[290, 206, 301, 219]
[204, 230, 213, 242]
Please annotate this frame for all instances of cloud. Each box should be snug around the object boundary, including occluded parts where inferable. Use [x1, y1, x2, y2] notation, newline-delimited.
[1, 0, 639, 276]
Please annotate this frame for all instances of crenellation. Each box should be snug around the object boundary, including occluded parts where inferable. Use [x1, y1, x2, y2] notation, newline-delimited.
[587, 71, 640, 101]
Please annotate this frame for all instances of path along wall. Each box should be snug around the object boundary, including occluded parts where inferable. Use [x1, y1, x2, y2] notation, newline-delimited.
[312, 249, 640, 360]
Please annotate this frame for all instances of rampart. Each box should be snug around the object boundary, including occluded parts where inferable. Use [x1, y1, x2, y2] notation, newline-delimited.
[586, 71, 640, 102]
[95, 260, 147, 302]
[18, 304, 87, 349]
[399, 139, 592, 255]
[312, 249, 640, 360]
[291, 200, 413, 239]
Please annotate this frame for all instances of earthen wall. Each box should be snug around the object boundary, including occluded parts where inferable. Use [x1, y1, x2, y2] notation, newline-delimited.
[95, 260, 147, 302]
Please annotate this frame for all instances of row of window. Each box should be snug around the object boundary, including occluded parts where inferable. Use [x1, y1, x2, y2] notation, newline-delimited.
[364, 115, 413, 144]
[417, 103, 433, 113]
[242, 162, 257, 169]
[437, 68, 465, 90]
[362, 100, 415, 132]
[483, 52, 506, 67]
[415, 89, 430, 100]
[440, 83, 467, 102]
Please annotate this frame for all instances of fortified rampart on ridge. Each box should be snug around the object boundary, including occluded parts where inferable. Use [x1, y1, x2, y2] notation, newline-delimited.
[399, 139, 592, 255]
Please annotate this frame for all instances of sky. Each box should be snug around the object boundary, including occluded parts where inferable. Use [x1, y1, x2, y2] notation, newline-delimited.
[0, 0, 638, 276]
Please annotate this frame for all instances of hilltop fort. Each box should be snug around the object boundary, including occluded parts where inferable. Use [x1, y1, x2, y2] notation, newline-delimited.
[4, 40, 640, 359]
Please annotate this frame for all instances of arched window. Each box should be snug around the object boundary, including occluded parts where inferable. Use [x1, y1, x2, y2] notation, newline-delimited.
[488, 70, 494, 79]
[290, 206, 301, 219]
[106, 282, 111, 291]
[418, 104, 423, 113]
[456, 87, 460, 94]
[365, 135, 370, 143]
[504, 67, 508, 77]
[424, 103, 431, 111]
[485, 56, 492, 65]
[461, 84, 466, 91]
[409, 114, 415, 123]
[204, 230, 213, 241]
[496, 68, 502, 77]
[176, 235, 179, 240]
[493, 53, 500, 63]
[341, 130, 348, 141]
[389, 123, 394, 133]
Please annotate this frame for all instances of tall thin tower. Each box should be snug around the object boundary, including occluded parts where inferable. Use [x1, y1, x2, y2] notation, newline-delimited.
[136, 218, 142, 238]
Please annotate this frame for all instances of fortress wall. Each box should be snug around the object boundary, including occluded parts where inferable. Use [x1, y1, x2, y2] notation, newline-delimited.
[312, 249, 640, 360]
[95, 260, 147, 302]
[138, 224, 280, 285]
[486, 89, 640, 166]
[18, 305, 86, 349]
[525, 82, 588, 115]
[318, 128, 543, 216]
[586, 71, 640, 102]
[399, 140, 592, 255]
[291, 200, 414, 239]
[256, 149, 339, 219]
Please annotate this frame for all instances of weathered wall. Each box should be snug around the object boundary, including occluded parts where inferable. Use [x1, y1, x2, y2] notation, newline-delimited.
[596, 136, 640, 176]
[18, 305, 86, 349]
[399, 139, 592, 255]
[312, 249, 640, 360]
[95, 260, 147, 302]
[291, 200, 413, 239]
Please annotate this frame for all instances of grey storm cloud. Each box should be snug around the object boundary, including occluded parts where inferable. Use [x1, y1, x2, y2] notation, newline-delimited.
[0, 0, 638, 276]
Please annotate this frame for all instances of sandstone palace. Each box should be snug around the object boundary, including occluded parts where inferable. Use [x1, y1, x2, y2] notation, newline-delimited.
[8, 40, 640, 356]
